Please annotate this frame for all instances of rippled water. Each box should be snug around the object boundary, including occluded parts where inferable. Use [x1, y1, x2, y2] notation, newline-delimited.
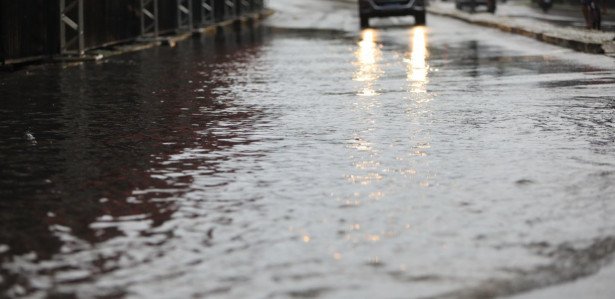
[1, 17, 615, 298]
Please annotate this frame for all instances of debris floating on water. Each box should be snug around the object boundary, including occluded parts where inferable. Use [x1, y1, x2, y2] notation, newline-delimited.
[25, 131, 37, 144]
[25, 131, 35, 141]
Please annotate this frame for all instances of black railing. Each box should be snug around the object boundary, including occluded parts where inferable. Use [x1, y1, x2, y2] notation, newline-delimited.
[0, 0, 266, 65]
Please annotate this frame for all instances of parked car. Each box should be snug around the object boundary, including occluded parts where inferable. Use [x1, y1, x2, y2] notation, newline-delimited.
[358, 0, 427, 28]
[454, 0, 496, 13]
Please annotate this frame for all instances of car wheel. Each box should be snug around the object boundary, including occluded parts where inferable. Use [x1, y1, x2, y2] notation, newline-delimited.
[415, 12, 426, 25]
[360, 14, 369, 28]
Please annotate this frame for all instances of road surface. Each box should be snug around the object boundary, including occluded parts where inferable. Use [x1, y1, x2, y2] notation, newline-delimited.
[1, 0, 614, 298]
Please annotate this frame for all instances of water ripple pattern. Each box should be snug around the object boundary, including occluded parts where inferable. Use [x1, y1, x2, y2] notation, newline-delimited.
[1, 18, 615, 298]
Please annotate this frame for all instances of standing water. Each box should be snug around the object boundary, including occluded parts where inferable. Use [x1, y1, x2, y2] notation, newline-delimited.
[1, 16, 615, 298]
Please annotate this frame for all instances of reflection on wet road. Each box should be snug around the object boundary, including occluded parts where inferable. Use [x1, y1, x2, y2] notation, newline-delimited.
[408, 26, 428, 89]
[1, 14, 615, 299]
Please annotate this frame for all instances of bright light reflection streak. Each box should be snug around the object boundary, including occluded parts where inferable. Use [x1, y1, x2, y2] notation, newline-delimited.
[359, 30, 376, 65]
[407, 26, 429, 93]
[354, 29, 383, 97]
[404, 27, 434, 188]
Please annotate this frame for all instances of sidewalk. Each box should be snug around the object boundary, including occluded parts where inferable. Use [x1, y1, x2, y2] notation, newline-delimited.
[428, 1, 615, 55]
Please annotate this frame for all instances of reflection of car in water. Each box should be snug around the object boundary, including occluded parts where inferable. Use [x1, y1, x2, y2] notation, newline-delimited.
[535, 0, 553, 13]
[582, 0, 602, 30]
[358, 0, 427, 28]
[455, 0, 496, 13]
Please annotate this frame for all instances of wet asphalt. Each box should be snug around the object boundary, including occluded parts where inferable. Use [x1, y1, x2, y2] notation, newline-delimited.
[1, 2, 615, 299]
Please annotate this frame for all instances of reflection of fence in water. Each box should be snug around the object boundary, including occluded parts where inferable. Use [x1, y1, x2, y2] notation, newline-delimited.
[0, 0, 266, 64]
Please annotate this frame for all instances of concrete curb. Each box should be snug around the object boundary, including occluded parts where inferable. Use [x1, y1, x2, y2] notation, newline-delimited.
[427, 5, 615, 56]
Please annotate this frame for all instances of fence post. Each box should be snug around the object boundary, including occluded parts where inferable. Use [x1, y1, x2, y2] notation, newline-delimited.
[249, 0, 263, 13]
[240, 0, 250, 14]
[59, 0, 85, 56]
[0, 9, 4, 66]
[224, 0, 236, 20]
[200, 0, 215, 26]
[177, 0, 194, 31]
[140, 0, 159, 38]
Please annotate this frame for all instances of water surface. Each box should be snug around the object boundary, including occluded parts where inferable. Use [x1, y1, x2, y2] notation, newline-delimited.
[1, 17, 615, 298]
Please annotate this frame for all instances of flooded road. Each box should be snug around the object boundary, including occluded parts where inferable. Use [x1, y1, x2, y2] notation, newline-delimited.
[1, 3, 615, 298]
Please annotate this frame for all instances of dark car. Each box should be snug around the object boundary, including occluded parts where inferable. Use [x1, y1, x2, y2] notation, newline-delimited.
[454, 0, 496, 13]
[358, 0, 427, 28]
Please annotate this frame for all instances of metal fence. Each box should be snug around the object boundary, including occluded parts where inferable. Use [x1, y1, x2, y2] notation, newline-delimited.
[1, 0, 266, 65]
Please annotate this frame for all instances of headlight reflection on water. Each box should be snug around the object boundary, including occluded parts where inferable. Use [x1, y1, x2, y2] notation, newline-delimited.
[354, 29, 383, 97]
[406, 26, 430, 94]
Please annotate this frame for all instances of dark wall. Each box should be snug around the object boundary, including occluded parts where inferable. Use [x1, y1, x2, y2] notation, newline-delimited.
[0, 0, 59, 63]
[83, 0, 142, 50]
[0, 4, 3, 65]
[158, 0, 179, 34]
